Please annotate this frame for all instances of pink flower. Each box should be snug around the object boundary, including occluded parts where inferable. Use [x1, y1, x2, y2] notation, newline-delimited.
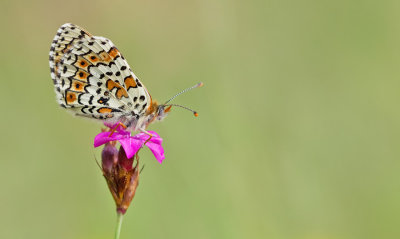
[94, 123, 165, 163]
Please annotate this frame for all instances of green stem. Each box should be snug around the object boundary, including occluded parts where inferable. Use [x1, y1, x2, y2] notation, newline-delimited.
[115, 212, 124, 239]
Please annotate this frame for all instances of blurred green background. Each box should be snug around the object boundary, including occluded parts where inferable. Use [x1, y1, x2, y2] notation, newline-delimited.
[1, 0, 400, 238]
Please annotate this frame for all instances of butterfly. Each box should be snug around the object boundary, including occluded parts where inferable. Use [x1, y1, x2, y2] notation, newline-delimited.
[49, 23, 201, 134]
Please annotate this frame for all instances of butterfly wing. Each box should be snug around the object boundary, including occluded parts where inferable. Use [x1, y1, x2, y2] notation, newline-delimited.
[49, 23, 151, 121]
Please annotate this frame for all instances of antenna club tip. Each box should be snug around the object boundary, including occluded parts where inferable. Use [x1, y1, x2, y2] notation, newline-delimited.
[198, 82, 204, 87]
[194, 112, 199, 117]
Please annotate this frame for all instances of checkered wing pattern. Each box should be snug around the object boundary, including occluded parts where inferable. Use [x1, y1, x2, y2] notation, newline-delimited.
[49, 23, 151, 122]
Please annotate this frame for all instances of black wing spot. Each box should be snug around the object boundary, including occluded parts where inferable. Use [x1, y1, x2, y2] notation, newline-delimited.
[89, 95, 94, 105]
[97, 97, 109, 105]
[80, 106, 89, 114]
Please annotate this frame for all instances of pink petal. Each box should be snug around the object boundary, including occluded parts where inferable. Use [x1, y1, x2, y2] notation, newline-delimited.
[146, 131, 160, 139]
[132, 133, 149, 141]
[119, 137, 144, 159]
[94, 130, 130, 147]
[143, 131, 165, 163]
[146, 141, 165, 163]
[94, 128, 165, 163]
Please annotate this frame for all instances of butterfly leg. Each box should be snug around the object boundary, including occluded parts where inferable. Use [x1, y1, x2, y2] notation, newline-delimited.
[108, 122, 128, 137]
[140, 129, 154, 144]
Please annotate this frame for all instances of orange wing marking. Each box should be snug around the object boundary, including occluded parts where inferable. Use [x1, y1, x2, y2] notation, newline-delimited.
[106, 79, 128, 99]
[124, 76, 137, 90]
[98, 107, 114, 118]
[99, 51, 111, 62]
[74, 57, 90, 71]
[84, 53, 100, 64]
[71, 80, 87, 92]
[108, 47, 119, 59]
[65, 91, 77, 104]
[76, 69, 89, 82]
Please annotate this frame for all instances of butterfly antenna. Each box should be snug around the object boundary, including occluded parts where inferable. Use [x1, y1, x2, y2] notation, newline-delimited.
[165, 104, 199, 117]
[164, 82, 203, 105]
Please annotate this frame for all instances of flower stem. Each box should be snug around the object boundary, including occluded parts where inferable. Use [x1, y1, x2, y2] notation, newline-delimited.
[115, 212, 124, 239]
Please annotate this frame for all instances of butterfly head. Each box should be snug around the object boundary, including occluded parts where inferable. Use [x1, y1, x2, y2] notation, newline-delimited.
[144, 101, 172, 121]
[140, 101, 172, 130]
[142, 82, 203, 129]
[156, 104, 172, 121]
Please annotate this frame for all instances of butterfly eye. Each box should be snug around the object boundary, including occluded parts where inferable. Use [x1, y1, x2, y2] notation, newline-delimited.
[157, 105, 164, 115]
